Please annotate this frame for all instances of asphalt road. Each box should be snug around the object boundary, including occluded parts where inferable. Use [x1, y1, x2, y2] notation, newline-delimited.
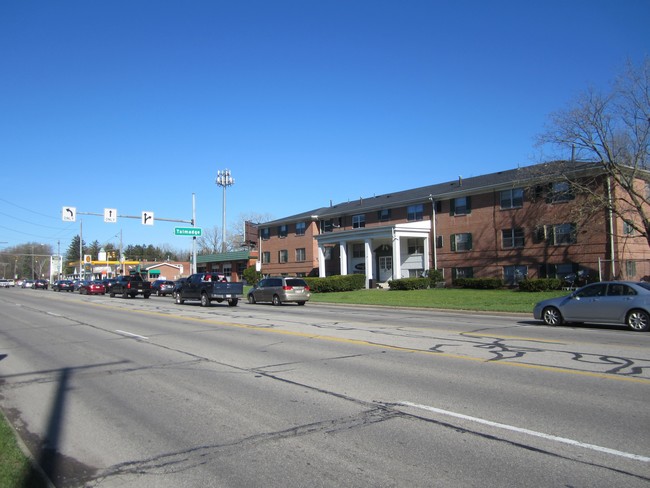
[0, 287, 648, 487]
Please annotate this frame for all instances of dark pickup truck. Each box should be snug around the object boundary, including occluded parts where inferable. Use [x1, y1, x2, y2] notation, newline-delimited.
[109, 274, 152, 299]
[174, 273, 243, 307]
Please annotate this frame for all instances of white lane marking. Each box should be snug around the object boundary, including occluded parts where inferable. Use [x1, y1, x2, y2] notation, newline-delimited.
[115, 330, 149, 340]
[398, 401, 649, 463]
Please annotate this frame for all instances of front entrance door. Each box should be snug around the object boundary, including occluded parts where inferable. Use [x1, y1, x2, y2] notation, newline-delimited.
[379, 256, 392, 282]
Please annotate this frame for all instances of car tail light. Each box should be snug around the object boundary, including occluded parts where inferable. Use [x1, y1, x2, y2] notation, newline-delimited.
[127, 282, 131, 289]
[282, 285, 293, 291]
[304, 286, 310, 291]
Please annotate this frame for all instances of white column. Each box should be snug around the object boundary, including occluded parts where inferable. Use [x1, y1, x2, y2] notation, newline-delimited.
[364, 239, 373, 288]
[339, 241, 348, 275]
[423, 235, 430, 274]
[392, 234, 401, 280]
[318, 246, 326, 277]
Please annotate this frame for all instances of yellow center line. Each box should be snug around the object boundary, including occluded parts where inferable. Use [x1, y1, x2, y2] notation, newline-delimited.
[91, 302, 650, 385]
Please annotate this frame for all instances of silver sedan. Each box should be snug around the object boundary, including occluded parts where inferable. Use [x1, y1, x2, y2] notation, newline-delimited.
[533, 281, 650, 331]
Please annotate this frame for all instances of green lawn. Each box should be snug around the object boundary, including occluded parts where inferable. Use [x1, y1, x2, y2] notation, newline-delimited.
[309, 287, 568, 314]
[0, 412, 47, 488]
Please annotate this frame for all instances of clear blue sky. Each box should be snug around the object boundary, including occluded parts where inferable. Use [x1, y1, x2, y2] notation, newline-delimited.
[1, 0, 648, 255]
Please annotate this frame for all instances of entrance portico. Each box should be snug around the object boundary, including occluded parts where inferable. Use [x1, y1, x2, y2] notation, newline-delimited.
[315, 221, 431, 288]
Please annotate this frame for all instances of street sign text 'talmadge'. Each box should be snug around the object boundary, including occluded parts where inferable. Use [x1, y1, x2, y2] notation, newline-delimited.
[174, 227, 202, 237]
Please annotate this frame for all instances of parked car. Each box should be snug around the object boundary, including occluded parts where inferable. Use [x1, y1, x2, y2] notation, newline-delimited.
[78, 280, 106, 295]
[33, 279, 48, 290]
[151, 279, 175, 296]
[52, 280, 75, 292]
[22, 280, 34, 288]
[533, 281, 650, 332]
[0, 279, 15, 287]
[247, 277, 311, 306]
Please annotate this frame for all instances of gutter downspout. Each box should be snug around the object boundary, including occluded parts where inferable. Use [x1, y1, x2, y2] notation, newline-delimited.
[429, 194, 437, 271]
[606, 176, 616, 278]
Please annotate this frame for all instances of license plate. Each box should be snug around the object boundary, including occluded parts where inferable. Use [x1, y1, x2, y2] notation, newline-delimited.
[137, 289, 143, 292]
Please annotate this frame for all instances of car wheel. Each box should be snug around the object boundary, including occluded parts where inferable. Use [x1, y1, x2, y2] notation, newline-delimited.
[110, 292, 115, 297]
[200, 293, 210, 307]
[272, 295, 281, 306]
[228, 298, 239, 307]
[144, 293, 150, 299]
[542, 306, 563, 326]
[297, 301, 306, 306]
[122, 291, 129, 299]
[175, 294, 184, 305]
[248, 294, 256, 304]
[626, 309, 650, 332]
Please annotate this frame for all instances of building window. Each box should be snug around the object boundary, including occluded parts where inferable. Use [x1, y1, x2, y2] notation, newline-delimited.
[407, 204, 423, 221]
[450, 196, 471, 216]
[407, 238, 424, 254]
[323, 220, 334, 232]
[452, 267, 473, 279]
[623, 221, 635, 235]
[534, 224, 577, 245]
[261, 228, 270, 240]
[553, 223, 577, 245]
[549, 181, 574, 202]
[295, 248, 306, 262]
[278, 225, 288, 238]
[626, 260, 637, 278]
[500, 188, 524, 209]
[539, 263, 576, 280]
[278, 250, 288, 263]
[502, 228, 525, 248]
[352, 243, 364, 258]
[504, 265, 527, 285]
[451, 233, 472, 252]
[296, 221, 306, 236]
[352, 214, 366, 228]
[262, 251, 270, 264]
[378, 209, 391, 221]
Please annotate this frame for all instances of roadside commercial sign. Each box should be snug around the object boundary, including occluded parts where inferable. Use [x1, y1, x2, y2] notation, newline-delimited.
[174, 227, 202, 236]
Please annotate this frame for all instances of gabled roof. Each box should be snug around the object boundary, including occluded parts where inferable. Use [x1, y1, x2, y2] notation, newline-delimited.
[143, 262, 182, 271]
[264, 160, 606, 225]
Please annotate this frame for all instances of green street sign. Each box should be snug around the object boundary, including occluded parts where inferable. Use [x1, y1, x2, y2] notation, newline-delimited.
[174, 227, 202, 237]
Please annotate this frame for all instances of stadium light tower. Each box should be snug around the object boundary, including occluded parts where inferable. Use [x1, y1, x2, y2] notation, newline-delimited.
[216, 169, 235, 253]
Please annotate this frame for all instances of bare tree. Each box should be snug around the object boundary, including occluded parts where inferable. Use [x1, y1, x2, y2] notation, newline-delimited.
[537, 58, 650, 247]
[196, 225, 222, 254]
[231, 212, 274, 249]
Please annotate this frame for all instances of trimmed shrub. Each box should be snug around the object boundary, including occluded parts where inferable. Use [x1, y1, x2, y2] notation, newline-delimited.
[242, 266, 262, 286]
[425, 269, 444, 287]
[518, 278, 563, 292]
[388, 277, 430, 290]
[453, 277, 504, 289]
[304, 274, 366, 293]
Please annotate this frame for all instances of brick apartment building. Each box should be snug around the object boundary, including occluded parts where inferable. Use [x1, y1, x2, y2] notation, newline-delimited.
[258, 161, 650, 287]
